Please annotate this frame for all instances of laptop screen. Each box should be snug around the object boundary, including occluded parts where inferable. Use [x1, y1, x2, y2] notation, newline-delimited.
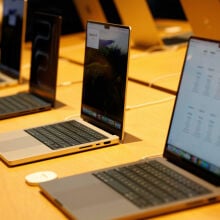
[0, 0, 26, 78]
[165, 37, 220, 182]
[29, 12, 61, 106]
[81, 21, 130, 139]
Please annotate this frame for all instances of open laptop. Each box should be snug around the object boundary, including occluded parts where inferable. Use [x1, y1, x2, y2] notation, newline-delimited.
[0, 20, 131, 166]
[73, 0, 107, 30]
[0, 12, 61, 120]
[0, 0, 27, 87]
[40, 37, 220, 219]
[113, 0, 190, 49]
[180, 0, 220, 40]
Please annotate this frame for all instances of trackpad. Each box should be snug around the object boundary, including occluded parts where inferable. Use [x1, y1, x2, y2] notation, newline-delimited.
[0, 136, 40, 153]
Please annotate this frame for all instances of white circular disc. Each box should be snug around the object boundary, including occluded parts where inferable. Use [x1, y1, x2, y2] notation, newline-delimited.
[25, 171, 58, 186]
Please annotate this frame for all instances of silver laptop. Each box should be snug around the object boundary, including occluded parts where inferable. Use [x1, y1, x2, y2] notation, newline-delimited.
[0, 12, 61, 120]
[0, 20, 131, 166]
[40, 37, 220, 220]
[0, 0, 27, 87]
[180, 0, 220, 40]
[114, 0, 190, 49]
[73, 0, 107, 30]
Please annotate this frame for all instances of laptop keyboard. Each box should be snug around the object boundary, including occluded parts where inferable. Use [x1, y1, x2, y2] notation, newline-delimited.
[94, 160, 211, 208]
[0, 93, 49, 114]
[162, 36, 188, 46]
[25, 120, 108, 150]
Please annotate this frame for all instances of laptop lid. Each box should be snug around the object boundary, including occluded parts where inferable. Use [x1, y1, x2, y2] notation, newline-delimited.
[180, 0, 220, 40]
[114, 0, 189, 49]
[113, 0, 162, 48]
[73, 0, 107, 30]
[29, 12, 62, 107]
[0, 0, 27, 83]
[81, 20, 130, 140]
[164, 36, 220, 185]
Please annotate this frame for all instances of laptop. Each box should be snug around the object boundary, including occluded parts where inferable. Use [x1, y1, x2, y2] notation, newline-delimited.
[180, 0, 220, 40]
[73, 0, 107, 30]
[0, 0, 27, 87]
[113, 0, 190, 49]
[0, 12, 61, 120]
[0, 20, 131, 166]
[40, 37, 220, 219]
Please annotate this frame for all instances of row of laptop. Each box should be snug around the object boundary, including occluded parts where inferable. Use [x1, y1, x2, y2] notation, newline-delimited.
[1, 0, 220, 119]
[0, 0, 61, 120]
[1, 0, 219, 90]
[74, 0, 220, 48]
[1, 0, 220, 219]
[38, 33, 220, 219]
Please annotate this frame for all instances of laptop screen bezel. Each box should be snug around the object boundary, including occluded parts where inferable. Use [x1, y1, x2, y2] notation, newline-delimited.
[164, 36, 220, 186]
[81, 20, 131, 140]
